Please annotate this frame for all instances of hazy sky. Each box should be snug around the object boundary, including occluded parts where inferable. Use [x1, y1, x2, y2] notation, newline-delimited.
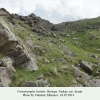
[0, 0, 100, 24]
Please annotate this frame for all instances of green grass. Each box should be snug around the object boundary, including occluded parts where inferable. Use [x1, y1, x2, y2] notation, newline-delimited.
[11, 65, 74, 87]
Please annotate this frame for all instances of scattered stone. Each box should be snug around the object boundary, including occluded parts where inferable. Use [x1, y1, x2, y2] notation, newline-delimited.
[65, 49, 76, 57]
[20, 79, 50, 87]
[72, 38, 77, 40]
[75, 42, 79, 45]
[66, 34, 70, 37]
[59, 38, 65, 42]
[70, 84, 83, 87]
[50, 40, 57, 44]
[48, 43, 52, 48]
[55, 58, 66, 64]
[79, 60, 93, 74]
[37, 74, 44, 80]
[61, 66, 68, 70]
[72, 65, 100, 87]
[89, 34, 95, 40]
[52, 67, 58, 74]
[72, 79, 77, 84]
[45, 58, 50, 63]
[91, 55, 98, 59]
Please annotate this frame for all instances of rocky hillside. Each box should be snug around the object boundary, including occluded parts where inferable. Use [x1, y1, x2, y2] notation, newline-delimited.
[0, 8, 100, 87]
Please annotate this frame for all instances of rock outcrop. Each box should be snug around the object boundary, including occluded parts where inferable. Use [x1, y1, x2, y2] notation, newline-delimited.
[0, 8, 10, 16]
[0, 17, 38, 71]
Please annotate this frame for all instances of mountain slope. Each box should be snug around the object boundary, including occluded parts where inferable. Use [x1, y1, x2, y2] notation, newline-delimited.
[0, 8, 100, 87]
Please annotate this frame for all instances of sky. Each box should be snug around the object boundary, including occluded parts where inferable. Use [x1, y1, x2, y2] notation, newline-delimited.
[0, 0, 100, 24]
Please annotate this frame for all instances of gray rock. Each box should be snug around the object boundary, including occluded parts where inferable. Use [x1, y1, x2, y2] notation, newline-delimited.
[89, 35, 95, 40]
[37, 74, 44, 80]
[58, 66, 68, 73]
[0, 67, 13, 87]
[0, 67, 12, 87]
[55, 58, 66, 64]
[0, 17, 38, 71]
[26, 39, 34, 49]
[52, 67, 58, 74]
[80, 60, 93, 74]
[50, 40, 57, 44]
[85, 78, 100, 87]
[0, 8, 9, 16]
[65, 49, 76, 57]
[2, 56, 16, 72]
[72, 65, 90, 79]
[72, 38, 77, 40]
[61, 66, 68, 70]
[75, 42, 79, 45]
[20, 79, 50, 87]
[0, 56, 16, 87]
[70, 84, 83, 87]
[72, 65, 100, 87]
[91, 55, 98, 59]
[66, 34, 70, 37]
[45, 58, 50, 63]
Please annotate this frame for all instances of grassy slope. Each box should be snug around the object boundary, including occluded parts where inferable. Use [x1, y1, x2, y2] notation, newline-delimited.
[2, 16, 100, 86]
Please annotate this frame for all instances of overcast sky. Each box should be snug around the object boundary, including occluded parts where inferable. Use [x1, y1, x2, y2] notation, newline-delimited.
[0, 0, 100, 24]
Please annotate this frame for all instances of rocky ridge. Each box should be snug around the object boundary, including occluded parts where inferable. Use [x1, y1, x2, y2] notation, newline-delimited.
[0, 9, 38, 86]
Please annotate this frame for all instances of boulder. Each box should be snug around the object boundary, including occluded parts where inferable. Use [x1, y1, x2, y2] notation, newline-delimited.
[0, 56, 15, 87]
[79, 60, 93, 74]
[1, 56, 16, 72]
[20, 79, 50, 87]
[72, 65, 90, 79]
[0, 67, 12, 87]
[72, 65, 100, 87]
